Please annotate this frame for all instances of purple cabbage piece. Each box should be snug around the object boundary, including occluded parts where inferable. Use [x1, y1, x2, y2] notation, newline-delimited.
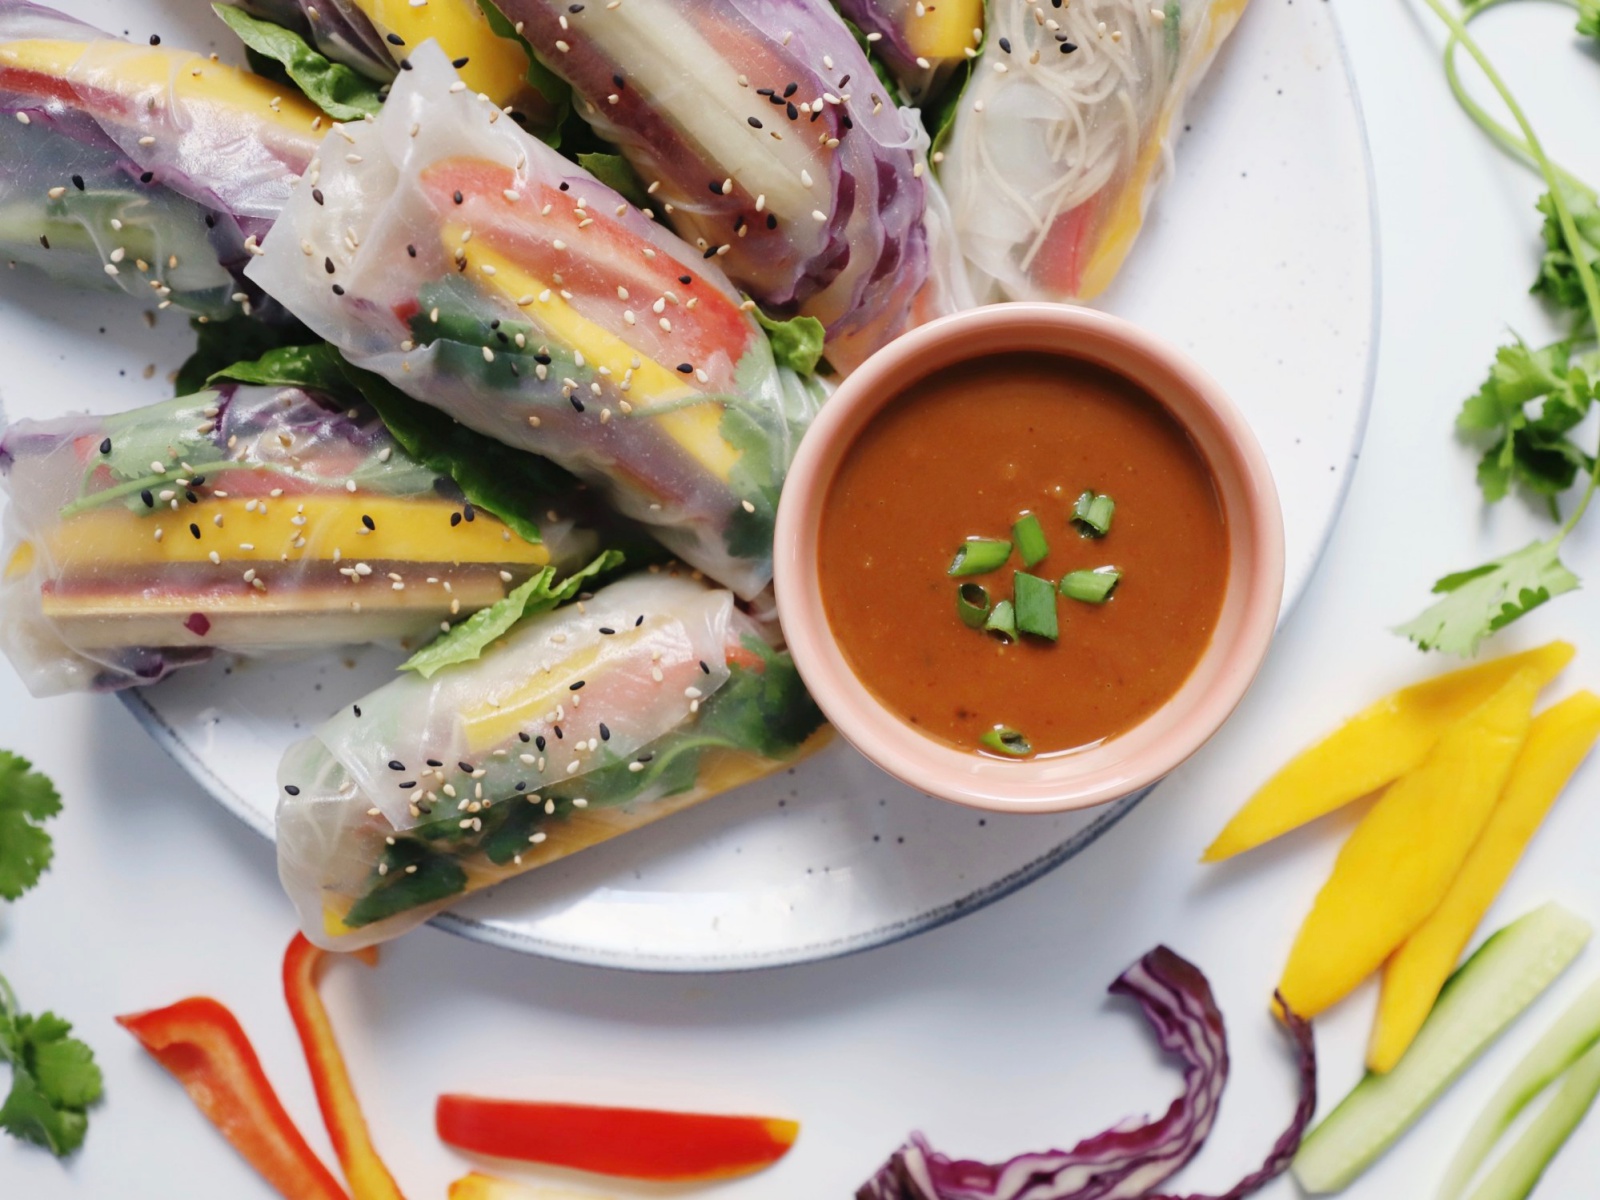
[858, 949, 1318, 1200]
[495, 0, 955, 371]
[238, 0, 396, 81]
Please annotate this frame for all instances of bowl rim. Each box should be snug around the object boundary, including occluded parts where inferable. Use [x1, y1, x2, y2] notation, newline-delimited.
[772, 302, 1285, 815]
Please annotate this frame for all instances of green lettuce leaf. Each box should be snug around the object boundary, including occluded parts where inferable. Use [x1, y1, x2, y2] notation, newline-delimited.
[576, 152, 651, 210]
[753, 308, 826, 376]
[212, 5, 384, 120]
[173, 315, 318, 397]
[400, 550, 623, 677]
[0, 975, 102, 1157]
[1397, 536, 1580, 656]
[0, 752, 61, 902]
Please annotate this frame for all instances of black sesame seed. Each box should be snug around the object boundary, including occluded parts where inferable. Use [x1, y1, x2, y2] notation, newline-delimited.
[707, 180, 723, 196]
[386, 31, 405, 45]
[427, 759, 443, 767]
[99, 437, 112, 454]
[453, 190, 464, 205]
[599, 723, 610, 741]
[354, 705, 362, 717]
[400, 57, 413, 70]
[400, 781, 416, 788]
[747, 116, 763, 129]
[598, 627, 615, 635]
[388, 760, 405, 770]
[570, 395, 585, 413]
[452, 56, 470, 68]
[284, 784, 300, 795]
[149, 33, 161, 44]
[141, 489, 154, 507]
[459, 761, 475, 773]
[312, 188, 325, 205]
[535, 735, 547, 751]
[185, 490, 198, 504]
[699, 660, 710, 674]
[676, 362, 693, 374]
[678, 274, 693, 285]
[450, 511, 462, 527]
[998, 36, 1012, 52]
[569, 680, 585, 691]
[407, 243, 417, 257]
[188, 523, 200, 539]
[635, 614, 644, 626]
[191, 476, 205, 486]
[463, 503, 475, 521]
[637, 753, 654, 764]
[535, 351, 552, 365]
[140, 171, 154, 184]
[839, 73, 852, 86]
[1060, 40, 1077, 53]
[703, 246, 718, 259]
[71, 174, 85, 191]
[324, 257, 336, 274]
[205, 214, 217, 228]
[783, 82, 798, 98]
[613, 72, 625, 88]
[515, 781, 527, 791]
[553, 725, 563, 739]
[559, 181, 570, 192]
[332, 283, 345, 295]
[786, 101, 799, 120]
[766, 213, 778, 229]
[518, 731, 531, 742]
[361, 514, 375, 531]
[757, 87, 774, 97]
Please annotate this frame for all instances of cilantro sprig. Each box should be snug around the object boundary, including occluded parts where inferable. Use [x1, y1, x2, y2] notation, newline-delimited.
[1401, 0, 1600, 654]
[0, 752, 61, 902]
[0, 975, 103, 1157]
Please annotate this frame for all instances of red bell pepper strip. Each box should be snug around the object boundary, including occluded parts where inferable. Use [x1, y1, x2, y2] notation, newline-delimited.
[116, 997, 350, 1200]
[435, 1094, 799, 1182]
[283, 934, 406, 1200]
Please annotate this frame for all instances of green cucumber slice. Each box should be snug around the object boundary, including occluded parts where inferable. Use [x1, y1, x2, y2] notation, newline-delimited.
[1442, 978, 1600, 1199]
[1465, 1037, 1600, 1200]
[1291, 903, 1591, 1193]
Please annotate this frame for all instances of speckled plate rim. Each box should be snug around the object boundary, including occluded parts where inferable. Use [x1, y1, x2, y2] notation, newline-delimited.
[118, 2, 1379, 975]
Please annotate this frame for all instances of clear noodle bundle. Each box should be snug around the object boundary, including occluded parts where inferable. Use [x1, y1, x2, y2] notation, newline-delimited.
[0, 0, 322, 314]
[0, 384, 597, 695]
[276, 572, 827, 949]
[249, 44, 823, 599]
[493, 0, 967, 371]
[940, 0, 1249, 304]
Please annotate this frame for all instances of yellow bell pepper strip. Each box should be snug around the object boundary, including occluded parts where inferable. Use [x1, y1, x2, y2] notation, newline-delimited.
[1278, 667, 1543, 1018]
[449, 1175, 613, 1200]
[116, 997, 351, 1200]
[435, 1094, 799, 1181]
[1368, 690, 1600, 1073]
[282, 935, 405, 1200]
[1204, 641, 1573, 862]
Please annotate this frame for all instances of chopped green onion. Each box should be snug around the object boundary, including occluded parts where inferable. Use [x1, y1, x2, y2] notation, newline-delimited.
[985, 599, 1016, 640]
[948, 537, 1012, 577]
[956, 582, 991, 628]
[1061, 568, 1122, 604]
[1073, 490, 1116, 537]
[1013, 571, 1058, 640]
[1012, 512, 1050, 567]
[979, 726, 1032, 757]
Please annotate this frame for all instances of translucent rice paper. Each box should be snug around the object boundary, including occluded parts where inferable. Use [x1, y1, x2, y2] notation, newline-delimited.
[836, 0, 985, 103]
[941, 0, 1250, 304]
[0, 384, 596, 695]
[277, 572, 827, 949]
[249, 44, 823, 599]
[0, 0, 324, 315]
[494, 0, 970, 372]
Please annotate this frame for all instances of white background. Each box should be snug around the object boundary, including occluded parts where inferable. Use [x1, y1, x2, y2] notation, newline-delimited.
[6, 0, 1600, 1196]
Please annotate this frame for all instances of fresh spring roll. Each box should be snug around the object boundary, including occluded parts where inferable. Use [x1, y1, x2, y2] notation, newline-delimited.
[248, 44, 824, 600]
[276, 571, 828, 949]
[941, 0, 1249, 303]
[836, 0, 985, 102]
[234, 0, 559, 129]
[0, 384, 598, 695]
[492, 0, 968, 372]
[0, 0, 321, 314]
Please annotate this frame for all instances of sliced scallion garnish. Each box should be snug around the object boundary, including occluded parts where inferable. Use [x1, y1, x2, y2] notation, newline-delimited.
[985, 599, 1016, 640]
[1061, 568, 1121, 604]
[1013, 571, 1058, 640]
[980, 726, 1032, 757]
[1013, 512, 1050, 567]
[1073, 490, 1116, 537]
[956, 582, 991, 628]
[948, 537, 1012, 577]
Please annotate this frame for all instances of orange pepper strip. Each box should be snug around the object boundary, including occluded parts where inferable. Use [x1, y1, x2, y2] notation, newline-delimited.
[116, 997, 350, 1200]
[449, 1172, 615, 1199]
[282, 934, 406, 1200]
[435, 1094, 799, 1182]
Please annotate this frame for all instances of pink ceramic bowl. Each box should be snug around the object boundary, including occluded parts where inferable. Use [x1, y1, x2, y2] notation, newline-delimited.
[773, 303, 1285, 814]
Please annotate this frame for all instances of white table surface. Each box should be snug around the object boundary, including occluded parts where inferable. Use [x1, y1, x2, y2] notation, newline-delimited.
[7, 1, 1600, 1195]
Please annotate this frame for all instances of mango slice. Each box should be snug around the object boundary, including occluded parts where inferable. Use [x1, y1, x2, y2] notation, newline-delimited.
[903, 0, 983, 59]
[1203, 642, 1573, 862]
[1367, 690, 1600, 1072]
[1278, 668, 1543, 1018]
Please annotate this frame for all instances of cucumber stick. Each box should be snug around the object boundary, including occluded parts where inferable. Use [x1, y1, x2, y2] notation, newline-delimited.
[1466, 1038, 1600, 1200]
[1440, 978, 1600, 1199]
[1292, 903, 1591, 1193]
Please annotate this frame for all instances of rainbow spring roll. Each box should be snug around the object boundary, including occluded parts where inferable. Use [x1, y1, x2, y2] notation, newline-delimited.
[837, 0, 985, 103]
[232, 0, 559, 129]
[941, 0, 1249, 303]
[493, 0, 968, 372]
[0, 0, 323, 315]
[248, 44, 824, 600]
[276, 571, 827, 949]
[0, 384, 599, 695]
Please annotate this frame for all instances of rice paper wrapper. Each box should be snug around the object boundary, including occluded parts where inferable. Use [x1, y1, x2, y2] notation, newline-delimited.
[836, 0, 985, 103]
[0, 384, 595, 695]
[941, 0, 1249, 304]
[249, 43, 823, 599]
[494, 0, 970, 372]
[276, 572, 828, 949]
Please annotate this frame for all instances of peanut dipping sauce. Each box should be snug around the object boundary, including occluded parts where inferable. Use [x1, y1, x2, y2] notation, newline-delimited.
[817, 353, 1230, 757]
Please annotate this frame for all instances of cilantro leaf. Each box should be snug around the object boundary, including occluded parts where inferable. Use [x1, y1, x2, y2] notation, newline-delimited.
[212, 5, 383, 120]
[1457, 337, 1597, 510]
[752, 308, 826, 376]
[0, 752, 61, 901]
[400, 550, 624, 677]
[0, 975, 103, 1157]
[1578, 0, 1600, 40]
[1533, 184, 1600, 314]
[1397, 536, 1579, 656]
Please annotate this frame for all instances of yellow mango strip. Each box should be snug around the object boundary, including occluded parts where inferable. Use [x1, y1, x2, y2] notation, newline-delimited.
[1203, 641, 1574, 862]
[359, 0, 532, 109]
[450, 1172, 612, 1200]
[904, 0, 983, 59]
[460, 640, 605, 752]
[453, 235, 742, 482]
[42, 497, 546, 569]
[1277, 668, 1543, 1018]
[1367, 691, 1600, 1072]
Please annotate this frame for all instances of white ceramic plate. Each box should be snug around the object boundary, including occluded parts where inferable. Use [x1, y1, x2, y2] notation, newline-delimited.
[1, 0, 1375, 971]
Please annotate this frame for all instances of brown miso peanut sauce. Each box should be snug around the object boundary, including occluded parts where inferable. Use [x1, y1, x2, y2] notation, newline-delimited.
[818, 353, 1229, 758]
